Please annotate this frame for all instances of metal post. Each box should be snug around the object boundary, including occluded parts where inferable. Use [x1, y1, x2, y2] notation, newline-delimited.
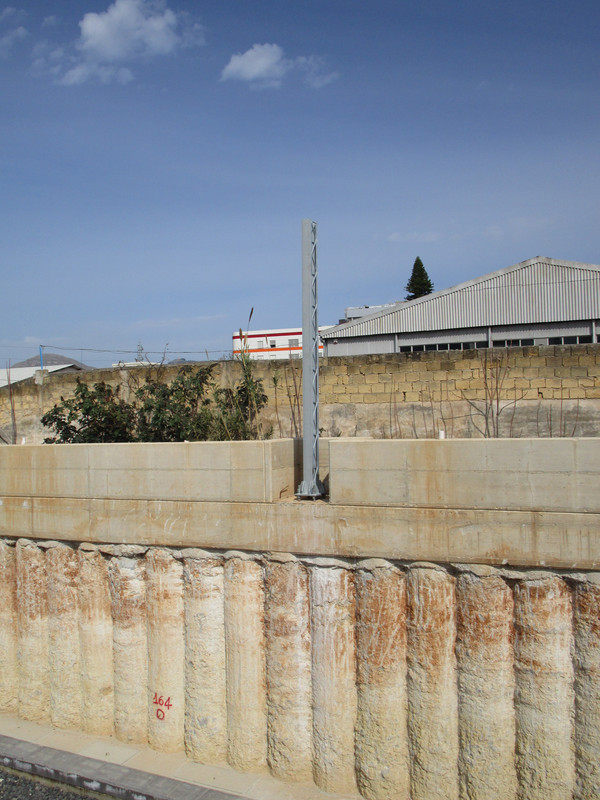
[297, 219, 325, 498]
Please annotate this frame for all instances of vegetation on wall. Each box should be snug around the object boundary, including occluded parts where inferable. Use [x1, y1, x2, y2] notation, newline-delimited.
[41, 362, 270, 444]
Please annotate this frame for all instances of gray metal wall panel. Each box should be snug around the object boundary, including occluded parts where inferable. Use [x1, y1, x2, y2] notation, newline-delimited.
[325, 260, 600, 340]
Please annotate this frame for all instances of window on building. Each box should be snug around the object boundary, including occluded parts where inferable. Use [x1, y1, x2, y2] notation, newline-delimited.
[269, 340, 276, 348]
[289, 338, 299, 347]
[412, 344, 424, 351]
[475, 341, 488, 348]
[564, 336, 577, 344]
[291, 353, 301, 359]
[449, 343, 462, 350]
[437, 343, 449, 350]
[425, 344, 437, 351]
[400, 345, 411, 353]
[579, 335, 593, 344]
[256, 340, 264, 348]
[521, 339, 534, 346]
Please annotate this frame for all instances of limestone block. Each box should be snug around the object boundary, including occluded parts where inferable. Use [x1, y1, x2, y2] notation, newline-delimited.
[109, 555, 148, 744]
[46, 543, 82, 729]
[355, 562, 410, 800]
[263, 558, 312, 781]
[309, 562, 357, 794]
[0, 540, 18, 712]
[16, 539, 50, 721]
[514, 575, 575, 799]
[146, 549, 185, 752]
[455, 569, 517, 800]
[78, 548, 114, 736]
[224, 556, 268, 771]
[573, 577, 600, 799]
[406, 565, 459, 800]
[183, 555, 227, 763]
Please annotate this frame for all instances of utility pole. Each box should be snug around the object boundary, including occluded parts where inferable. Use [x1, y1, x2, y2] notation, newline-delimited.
[296, 219, 325, 499]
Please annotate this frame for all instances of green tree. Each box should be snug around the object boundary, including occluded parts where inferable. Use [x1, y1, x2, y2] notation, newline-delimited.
[405, 256, 434, 300]
[134, 365, 216, 442]
[41, 361, 271, 444]
[41, 381, 136, 443]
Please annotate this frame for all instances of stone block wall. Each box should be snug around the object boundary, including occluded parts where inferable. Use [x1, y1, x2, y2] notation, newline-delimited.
[1, 345, 600, 443]
[1, 538, 599, 800]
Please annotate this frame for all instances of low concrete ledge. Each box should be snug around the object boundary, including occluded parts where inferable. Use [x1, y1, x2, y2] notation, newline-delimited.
[328, 437, 600, 513]
[1, 495, 599, 569]
[0, 439, 300, 504]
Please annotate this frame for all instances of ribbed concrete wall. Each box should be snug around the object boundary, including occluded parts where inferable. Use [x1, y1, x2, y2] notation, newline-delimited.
[2, 537, 600, 800]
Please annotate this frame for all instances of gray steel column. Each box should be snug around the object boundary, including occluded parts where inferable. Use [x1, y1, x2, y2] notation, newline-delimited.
[296, 219, 325, 499]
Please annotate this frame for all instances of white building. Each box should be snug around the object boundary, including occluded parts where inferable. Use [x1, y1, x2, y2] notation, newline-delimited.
[232, 326, 334, 360]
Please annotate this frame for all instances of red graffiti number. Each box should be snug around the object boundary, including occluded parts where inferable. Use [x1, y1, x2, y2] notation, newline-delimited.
[153, 693, 172, 720]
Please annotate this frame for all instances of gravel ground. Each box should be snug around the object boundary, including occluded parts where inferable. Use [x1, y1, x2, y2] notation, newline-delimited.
[0, 768, 105, 800]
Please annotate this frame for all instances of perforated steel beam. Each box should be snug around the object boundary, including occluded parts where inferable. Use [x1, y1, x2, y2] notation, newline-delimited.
[296, 219, 325, 499]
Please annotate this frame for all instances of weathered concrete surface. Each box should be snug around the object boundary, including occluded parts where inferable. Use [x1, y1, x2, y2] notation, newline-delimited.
[573, 576, 600, 799]
[309, 561, 357, 795]
[183, 553, 227, 764]
[514, 574, 575, 800]
[2, 494, 599, 570]
[2, 440, 600, 570]
[46, 543, 82, 730]
[355, 561, 409, 800]
[146, 549, 185, 753]
[108, 555, 148, 744]
[406, 565, 459, 800]
[224, 555, 268, 772]
[264, 557, 313, 781]
[456, 567, 517, 800]
[0, 540, 18, 712]
[16, 539, 50, 722]
[77, 547, 114, 736]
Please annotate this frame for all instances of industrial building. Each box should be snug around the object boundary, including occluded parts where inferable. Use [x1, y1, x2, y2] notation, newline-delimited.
[321, 257, 600, 357]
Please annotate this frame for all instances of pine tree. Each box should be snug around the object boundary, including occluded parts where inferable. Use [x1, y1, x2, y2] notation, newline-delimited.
[405, 256, 434, 300]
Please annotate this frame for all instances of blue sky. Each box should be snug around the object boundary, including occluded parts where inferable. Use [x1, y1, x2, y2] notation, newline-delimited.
[2, 0, 598, 367]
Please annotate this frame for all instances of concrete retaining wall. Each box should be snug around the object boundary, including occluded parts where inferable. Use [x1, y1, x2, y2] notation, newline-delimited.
[1, 538, 599, 800]
[1, 438, 600, 798]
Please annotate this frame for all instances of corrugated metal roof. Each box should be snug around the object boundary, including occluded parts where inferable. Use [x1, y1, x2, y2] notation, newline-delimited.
[322, 257, 600, 339]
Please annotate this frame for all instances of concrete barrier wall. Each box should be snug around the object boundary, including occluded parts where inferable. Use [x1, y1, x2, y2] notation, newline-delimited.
[1, 537, 600, 800]
[328, 437, 600, 512]
[0, 439, 299, 503]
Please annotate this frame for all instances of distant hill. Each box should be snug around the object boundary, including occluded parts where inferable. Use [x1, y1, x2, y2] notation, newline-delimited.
[12, 353, 90, 369]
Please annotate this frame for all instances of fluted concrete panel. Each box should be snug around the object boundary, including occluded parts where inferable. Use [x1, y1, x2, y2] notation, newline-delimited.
[355, 561, 410, 800]
[456, 568, 517, 800]
[406, 565, 459, 800]
[224, 556, 268, 771]
[309, 562, 357, 795]
[78, 548, 114, 735]
[16, 540, 50, 722]
[573, 576, 600, 799]
[146, 549, 185, 752]
[264, 557, 312, 781]
[183, 555, 227, 763]
[0, 541, 18, 712]
[514, 575, 575, 800]
[109, 556, 148, 744]
[46, 543, 82, 729]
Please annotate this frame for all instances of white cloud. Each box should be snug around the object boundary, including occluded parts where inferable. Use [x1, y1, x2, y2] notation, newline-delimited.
[0, 23, 26, 58]
[34, 0, 204, 85]
[42, 15, 57, 28]
[222, 42, 337, 89]
[221, 43, 291, 89]
[0, 7, 18, 24]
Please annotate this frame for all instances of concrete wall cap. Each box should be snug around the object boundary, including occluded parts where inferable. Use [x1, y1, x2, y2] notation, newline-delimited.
[224, 549, 260, 561]
[302, 556, 354, 569]
[452, 563, 501, 578]
[356, 557, 397, 571]
[181, 547, 222, 561]
[264, 552, 298, 564]
[99, 544, 148, 557]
